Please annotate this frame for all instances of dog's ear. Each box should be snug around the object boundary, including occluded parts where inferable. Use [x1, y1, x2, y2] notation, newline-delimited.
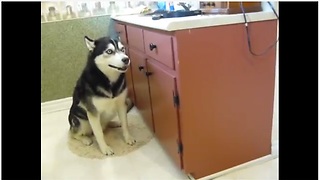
[84, 36, 95, 51]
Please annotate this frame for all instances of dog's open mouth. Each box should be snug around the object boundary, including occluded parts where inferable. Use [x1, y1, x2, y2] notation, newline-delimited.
[108, 65, 128, 71]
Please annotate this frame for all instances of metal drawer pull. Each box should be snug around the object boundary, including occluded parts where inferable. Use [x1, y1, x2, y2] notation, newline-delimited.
[149, 43, 157, 51]
[138, 65, 144, 71]
[138, 65, 152, 76]
[145, 72, 153, 76]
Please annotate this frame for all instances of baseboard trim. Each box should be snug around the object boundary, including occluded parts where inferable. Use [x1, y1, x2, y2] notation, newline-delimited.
[41, 97, 72, 114]
[197, 154, 276, 180]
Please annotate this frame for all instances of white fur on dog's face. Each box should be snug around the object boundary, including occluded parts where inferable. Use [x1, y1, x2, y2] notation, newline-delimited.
[84, 36, 130, 82]
[95, 42, 129, 73]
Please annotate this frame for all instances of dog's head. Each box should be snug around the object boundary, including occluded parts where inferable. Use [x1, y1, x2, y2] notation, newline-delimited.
[84, 36, 130, 74]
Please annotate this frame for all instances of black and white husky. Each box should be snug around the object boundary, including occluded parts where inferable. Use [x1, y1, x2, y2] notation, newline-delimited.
[68, 36, 136, 155]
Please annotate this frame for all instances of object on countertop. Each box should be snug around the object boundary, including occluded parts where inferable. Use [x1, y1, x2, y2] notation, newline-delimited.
[157, 1, 166, 10]
[78, 2, 91, 17]
[140, 7, 152, 14]
[151, 10, 202, 20]
[92, 1, 106, 16]
[169, 2, 175, 11]
[177, 2, 191, 11]
[47, 6, 61, 21]
[108, 1, 119, 14]
[63, 5, 76, 19]
[200, 1, 262, 14]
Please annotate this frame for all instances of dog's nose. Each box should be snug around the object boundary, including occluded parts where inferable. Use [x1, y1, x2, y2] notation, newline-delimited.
[122, 57, 130, 65]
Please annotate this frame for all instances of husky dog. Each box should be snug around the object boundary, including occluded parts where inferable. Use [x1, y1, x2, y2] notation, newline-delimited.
[68, 36, 136, 155]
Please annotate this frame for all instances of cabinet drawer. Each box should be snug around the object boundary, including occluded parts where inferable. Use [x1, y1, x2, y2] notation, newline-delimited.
[144, 30, 174, 69]
[127, 26, 145, 52]
[115, 23, 127, 44]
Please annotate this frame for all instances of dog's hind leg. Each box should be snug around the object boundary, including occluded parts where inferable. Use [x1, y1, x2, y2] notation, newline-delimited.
[70, 119, 93, 146]
[72, 132, 93, 146]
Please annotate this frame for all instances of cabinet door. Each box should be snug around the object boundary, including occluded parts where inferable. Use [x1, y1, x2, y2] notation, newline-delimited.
[129, 49, 154, 132]
[147, 59, 182, 168]
[125, 48, 135, 105]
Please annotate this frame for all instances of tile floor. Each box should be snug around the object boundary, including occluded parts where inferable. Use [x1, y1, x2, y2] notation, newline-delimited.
[41, 107, 278, 180]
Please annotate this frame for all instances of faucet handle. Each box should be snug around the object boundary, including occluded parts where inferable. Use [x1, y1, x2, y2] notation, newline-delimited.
[178, 2, 191, 11]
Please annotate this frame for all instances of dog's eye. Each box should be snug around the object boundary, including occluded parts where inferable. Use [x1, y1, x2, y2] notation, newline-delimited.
[120, 47, 125, 52]
[106, 49, 113, 54]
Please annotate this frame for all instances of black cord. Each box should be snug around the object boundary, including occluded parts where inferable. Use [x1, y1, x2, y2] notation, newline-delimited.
[240, 2, 279, 56]
[267, 1, 279, 19]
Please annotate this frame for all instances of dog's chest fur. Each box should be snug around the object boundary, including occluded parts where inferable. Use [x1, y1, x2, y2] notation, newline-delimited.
[91, 88, 127, 115]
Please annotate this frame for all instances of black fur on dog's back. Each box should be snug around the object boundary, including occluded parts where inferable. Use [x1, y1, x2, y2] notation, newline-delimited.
[68, 36, 127, 132]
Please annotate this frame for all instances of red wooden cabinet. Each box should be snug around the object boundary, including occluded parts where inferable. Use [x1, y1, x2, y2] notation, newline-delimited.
[115, 20, 277, 179]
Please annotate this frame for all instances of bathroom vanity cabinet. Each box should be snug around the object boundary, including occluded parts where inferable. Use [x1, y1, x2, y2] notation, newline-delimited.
[114, 15, 277, 179]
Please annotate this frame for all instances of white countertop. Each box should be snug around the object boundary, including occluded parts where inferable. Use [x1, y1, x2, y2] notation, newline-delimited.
[112, 10, 278, 31]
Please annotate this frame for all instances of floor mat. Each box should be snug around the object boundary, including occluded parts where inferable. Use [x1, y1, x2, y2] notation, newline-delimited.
[68, 109, 153, 159]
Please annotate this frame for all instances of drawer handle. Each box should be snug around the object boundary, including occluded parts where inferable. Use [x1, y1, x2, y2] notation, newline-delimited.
[138, 65, 144, 71]
[138, 65, 152, 76]
[149, 43, 157, 51]
[145, 72, 153, 76]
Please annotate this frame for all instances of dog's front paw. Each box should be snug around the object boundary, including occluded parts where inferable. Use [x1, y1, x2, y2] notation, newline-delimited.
[100, 145, 114, 156]
[125, 136, 136, 145]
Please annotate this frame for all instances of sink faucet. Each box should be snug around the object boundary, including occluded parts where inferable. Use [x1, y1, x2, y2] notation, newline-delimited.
[178, 2, 191, 11]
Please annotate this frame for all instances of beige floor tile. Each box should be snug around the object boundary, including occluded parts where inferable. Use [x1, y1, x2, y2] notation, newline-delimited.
[231, 158, 278, 180]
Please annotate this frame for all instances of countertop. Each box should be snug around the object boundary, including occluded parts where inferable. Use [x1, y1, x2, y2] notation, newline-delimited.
[111, 10, 278, 31]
